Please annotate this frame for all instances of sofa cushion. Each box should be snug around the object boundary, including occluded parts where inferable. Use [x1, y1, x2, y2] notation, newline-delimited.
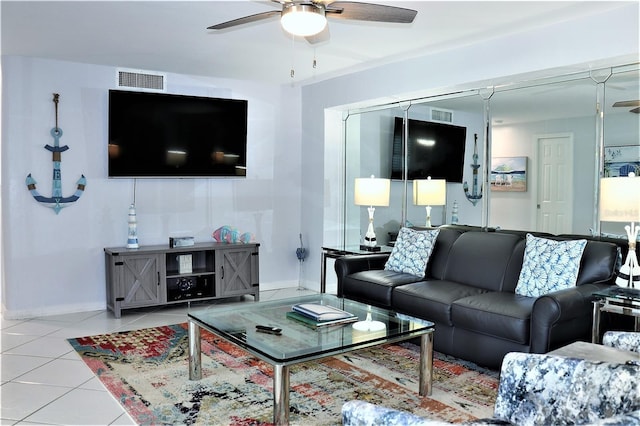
[574, 239, 618, 286]
[442, 232, 524, 292]
[385, 228, 440, 278]
[515, 234, 587, 297]
[452, 292, 536, 344]
[393, 280, 489, 325]
[425, 227, 464, 280]
[341, 270, 422, 308]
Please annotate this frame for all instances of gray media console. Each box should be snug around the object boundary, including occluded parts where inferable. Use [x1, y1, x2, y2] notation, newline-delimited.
[104, 242, 260, 318]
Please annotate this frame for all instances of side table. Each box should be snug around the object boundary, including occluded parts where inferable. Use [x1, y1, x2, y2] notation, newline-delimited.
[320, 245, 393, 293]
[591, 286, 640, 343]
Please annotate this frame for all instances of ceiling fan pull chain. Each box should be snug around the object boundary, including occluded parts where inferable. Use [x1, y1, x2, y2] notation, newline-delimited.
[290, 33, 295, 79]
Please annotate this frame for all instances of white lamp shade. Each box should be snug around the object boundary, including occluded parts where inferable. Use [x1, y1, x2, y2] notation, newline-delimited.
[413, 178, 447, 206]
[354, 177, 390, 207]
[599, 174, 640, 222]
[281, 4, 327, 37]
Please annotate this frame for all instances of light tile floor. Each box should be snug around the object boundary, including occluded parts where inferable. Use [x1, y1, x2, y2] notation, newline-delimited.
[1, 287, 318, 425]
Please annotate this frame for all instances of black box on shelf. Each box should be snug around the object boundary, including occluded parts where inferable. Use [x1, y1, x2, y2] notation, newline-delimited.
[167, 275, 213, 301]
[169, 236, 195, 248]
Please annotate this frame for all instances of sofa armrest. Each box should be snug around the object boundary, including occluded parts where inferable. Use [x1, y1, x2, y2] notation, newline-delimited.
[493, 352, 640, 425]
[342, 400, 451, 426]
[590, 410, 640, 425]
[530, 283, 611, 353]
[603, 331, 640, 353]
[335, 254, 390, 297]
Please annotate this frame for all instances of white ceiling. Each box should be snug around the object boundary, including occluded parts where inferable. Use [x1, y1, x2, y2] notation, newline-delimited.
[1, 1, 632, 86]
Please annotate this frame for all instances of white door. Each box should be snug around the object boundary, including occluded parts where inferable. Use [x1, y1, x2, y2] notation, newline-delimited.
[536, 134, 573, 233]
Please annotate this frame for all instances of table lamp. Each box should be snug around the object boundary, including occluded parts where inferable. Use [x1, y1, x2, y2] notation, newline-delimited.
[355, 175, 390, 251]
[599, 172, 640, 288]
[413, 177, 447, 227]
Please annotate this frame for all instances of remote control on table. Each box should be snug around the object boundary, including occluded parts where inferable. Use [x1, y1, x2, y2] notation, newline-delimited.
[256, 325, 282, 335]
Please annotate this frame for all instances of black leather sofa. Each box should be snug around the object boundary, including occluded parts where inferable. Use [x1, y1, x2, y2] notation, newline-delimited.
[335, 226, 620, 369]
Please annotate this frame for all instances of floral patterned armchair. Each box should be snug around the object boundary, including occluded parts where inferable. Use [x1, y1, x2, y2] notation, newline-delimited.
[342, 352, 640, 426]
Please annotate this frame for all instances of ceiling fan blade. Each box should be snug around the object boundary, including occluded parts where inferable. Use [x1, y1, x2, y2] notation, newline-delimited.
[631, 107, 640, 114]
[326, 1, 417, 23]
[305, 26, 330, 44]
[612, 100, 640, 107]
[207, 11, 280, 30]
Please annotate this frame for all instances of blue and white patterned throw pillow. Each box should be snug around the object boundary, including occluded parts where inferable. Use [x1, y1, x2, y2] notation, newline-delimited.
[515, 234, 587, 297]
[384, 228, 440, 278]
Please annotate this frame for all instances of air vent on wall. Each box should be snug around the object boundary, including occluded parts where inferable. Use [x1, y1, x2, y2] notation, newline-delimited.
[429, 108, 453, 123]
[116, 68, 166, 92]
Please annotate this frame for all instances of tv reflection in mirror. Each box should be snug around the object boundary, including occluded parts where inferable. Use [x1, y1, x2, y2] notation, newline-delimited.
[108, 90, 248, 178]
[391, 117, 466, 183]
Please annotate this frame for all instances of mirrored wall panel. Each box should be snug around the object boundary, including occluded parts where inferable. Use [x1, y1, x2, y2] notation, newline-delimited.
[601, 67, 640, 236]
[341, 63, 638, 249]
[489, 76, 599, 234]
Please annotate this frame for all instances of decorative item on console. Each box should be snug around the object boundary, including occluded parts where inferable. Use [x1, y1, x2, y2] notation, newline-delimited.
[169, 236, 194, 248]
[127, 203, 139, 249]
[212, 225, 255, 243]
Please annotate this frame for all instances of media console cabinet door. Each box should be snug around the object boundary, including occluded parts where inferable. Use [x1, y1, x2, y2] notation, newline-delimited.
[110, 253, 162, 313]
[216, 247, 258, 297]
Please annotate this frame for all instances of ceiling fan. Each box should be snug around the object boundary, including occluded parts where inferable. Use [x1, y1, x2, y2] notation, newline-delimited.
[207, 1, 417, 42]
[613, 100, 640, 114]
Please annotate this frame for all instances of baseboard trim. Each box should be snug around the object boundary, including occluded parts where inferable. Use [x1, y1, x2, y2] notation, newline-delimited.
[2, 302, 106, 320]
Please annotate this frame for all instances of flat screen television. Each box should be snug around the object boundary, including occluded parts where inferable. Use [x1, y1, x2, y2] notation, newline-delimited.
[108, 90, 248, 178]
[390, 117, 467, 183]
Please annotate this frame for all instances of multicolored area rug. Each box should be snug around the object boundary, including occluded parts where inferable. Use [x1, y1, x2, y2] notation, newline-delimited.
[68, 324, 498, 425]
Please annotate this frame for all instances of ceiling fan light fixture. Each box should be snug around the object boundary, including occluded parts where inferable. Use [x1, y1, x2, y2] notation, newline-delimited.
[281, 3, 327, 37]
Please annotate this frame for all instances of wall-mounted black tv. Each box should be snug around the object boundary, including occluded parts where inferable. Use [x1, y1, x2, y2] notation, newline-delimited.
[108, 90, 248, 178]
[390, 117, 467, 183]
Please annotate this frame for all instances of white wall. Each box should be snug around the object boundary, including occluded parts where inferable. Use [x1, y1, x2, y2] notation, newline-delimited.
[301, 3, 639, 289]
[1, 56, 303, 318]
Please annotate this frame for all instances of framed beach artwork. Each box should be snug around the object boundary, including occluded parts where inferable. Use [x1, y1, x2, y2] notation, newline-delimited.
[491, 156, 527, 192]
[604, 145, 640, 177]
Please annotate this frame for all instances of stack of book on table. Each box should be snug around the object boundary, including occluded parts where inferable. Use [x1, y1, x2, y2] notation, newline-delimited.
[286, 303, 358, 329]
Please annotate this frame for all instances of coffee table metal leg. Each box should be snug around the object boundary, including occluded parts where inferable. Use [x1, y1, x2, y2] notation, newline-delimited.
[419, 332, 433, 396]
[592, 300, 602, 343]
[188, 320, 202, 380]
[273, 364, 290, 425]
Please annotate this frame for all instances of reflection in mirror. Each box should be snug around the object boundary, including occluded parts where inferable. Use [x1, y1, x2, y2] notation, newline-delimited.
[344, 105, 406, 248]
[405, 97, 485, 228]
[344, 94, 485, 248]
[489, 76, 599, 234]
[601, 68, 640, 237]
[341, 64, 638, 249]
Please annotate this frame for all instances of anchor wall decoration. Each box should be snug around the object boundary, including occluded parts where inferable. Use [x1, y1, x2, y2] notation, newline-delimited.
[26, 93, 86, 214]
[462, 133, 482, 206]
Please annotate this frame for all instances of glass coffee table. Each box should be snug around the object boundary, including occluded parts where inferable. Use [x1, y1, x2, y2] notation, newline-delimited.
[188, 294, 435, 425]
